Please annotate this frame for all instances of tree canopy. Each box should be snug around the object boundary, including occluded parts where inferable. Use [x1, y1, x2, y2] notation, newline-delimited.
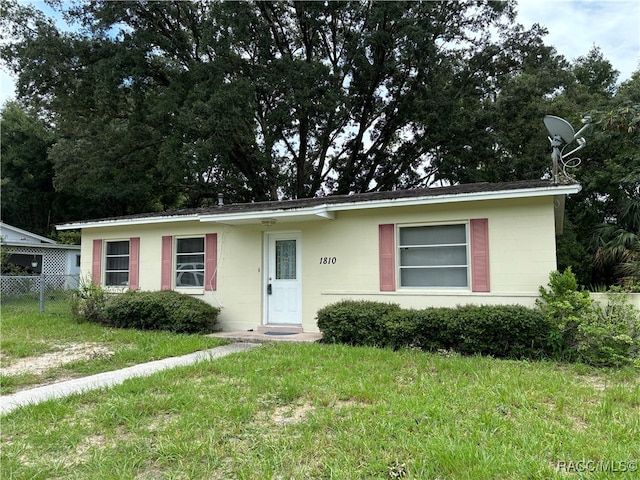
[1, 0, 638, 286]
[2, 0, 563, 202]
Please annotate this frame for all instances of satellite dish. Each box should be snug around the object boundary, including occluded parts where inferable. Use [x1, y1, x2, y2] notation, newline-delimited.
[543, 115, 575, 144]
[543, 114, 592, 184]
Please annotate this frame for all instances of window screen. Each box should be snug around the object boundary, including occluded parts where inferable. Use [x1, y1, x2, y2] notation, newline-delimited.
[105, 240, 129, 286]
[398, 224, 468, 288]
[176, 237, 205, 287]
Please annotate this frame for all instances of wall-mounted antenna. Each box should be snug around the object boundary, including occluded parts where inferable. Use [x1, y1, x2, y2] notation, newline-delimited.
[543, 115, 591, 183]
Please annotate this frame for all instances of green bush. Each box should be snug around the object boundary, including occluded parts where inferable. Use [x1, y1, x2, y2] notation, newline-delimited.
[536, 267, 592, 359]
[450, 305, 549, 359]
[385, 307, 456, 351]
[537, 268, 640, 366]
[316, 300, 401, 346]
[317, 301, 549, 359]
[575, 289, 640, 367]
[71, 278, 107, 324]
[102, 290, 220, 334]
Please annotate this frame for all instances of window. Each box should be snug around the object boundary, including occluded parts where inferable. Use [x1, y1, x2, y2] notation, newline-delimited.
[398, 224, 468, 288]
[105, 241, 130, 286]
[175, 237, 205, 287]
[275, 239, 296, 280]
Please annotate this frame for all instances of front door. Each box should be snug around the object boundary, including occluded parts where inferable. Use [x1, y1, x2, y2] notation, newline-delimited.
[265, 233, 302, 325]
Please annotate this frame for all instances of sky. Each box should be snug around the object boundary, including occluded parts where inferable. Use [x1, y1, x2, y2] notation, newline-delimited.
[516, 0, 639, 82]
[1, 0, 639, 107]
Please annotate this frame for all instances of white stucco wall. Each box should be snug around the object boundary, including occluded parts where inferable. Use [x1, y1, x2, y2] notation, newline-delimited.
[79, 195, 559, 333]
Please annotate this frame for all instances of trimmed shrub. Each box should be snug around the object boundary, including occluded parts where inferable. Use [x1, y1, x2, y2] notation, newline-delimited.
[317, 300, 550, 359]
[449, 305, 549, 359]
[102, 290, 220, 334]
[385, 308, 456, 351]
[316, 300, 401, 346]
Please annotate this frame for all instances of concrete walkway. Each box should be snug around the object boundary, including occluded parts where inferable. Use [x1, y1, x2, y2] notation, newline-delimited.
[0, 343, 259, 416]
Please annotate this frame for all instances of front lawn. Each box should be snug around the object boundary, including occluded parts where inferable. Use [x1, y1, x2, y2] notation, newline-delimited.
[2, 342, 638, 479]
[0, 303, 226, 394]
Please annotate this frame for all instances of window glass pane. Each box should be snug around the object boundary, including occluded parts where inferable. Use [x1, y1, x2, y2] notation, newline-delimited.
[400, 245, 467, 266]
[176, 270, 204, 287]
[400, 267, 468, 287]
[177, 238, 204, 254]
[106, 241, 129, 255]
[176, 255, 204, 267]
[106, 271, 129, 286]
[276, 240, 296, 280]
[106, 257, 129, 270]
[400, 224, 466, 246]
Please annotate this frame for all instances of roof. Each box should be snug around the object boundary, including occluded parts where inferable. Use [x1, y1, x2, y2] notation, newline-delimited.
[57, 179, 581, 230]
[1, 242, 81, 251]
[0, 222, 57, 244]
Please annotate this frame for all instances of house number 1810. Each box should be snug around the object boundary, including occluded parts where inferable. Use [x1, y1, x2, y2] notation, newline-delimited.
[319, 257, 337, 264]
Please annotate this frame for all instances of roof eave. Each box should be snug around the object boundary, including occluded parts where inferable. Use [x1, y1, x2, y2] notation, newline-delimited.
[56, 214, 201, 230]
[56, 183, 582, 230]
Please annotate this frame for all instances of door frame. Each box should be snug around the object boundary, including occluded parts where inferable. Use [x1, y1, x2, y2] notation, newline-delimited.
[262, 231, 302, 326]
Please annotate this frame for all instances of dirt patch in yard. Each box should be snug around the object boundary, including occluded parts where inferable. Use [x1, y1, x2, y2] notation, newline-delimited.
[0, 343, 114, 377]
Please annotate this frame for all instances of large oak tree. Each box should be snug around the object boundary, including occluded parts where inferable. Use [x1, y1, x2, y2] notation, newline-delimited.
[2, 0, 560, 207]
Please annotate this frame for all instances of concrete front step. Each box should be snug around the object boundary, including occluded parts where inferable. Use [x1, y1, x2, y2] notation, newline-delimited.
[257, 325, 303, 334]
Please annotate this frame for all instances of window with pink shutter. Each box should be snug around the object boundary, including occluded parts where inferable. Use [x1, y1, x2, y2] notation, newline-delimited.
[161, 234, 217, 291]
[393, 220, 490, 290]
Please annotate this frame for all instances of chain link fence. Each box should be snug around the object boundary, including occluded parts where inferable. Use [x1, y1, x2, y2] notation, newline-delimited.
[1, 274, 79, 315]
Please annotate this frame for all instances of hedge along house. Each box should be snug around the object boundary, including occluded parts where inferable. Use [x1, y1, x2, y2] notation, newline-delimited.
[57, 180, 580, 333]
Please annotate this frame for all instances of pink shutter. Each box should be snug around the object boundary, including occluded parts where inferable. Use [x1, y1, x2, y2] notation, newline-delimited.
[205, 233, 217, 291]
[379, 224, 396, 291]
[92, 240, 102, 286]
[470, 218, 490, 292]
[161, 236, 173, 290]
[129, 237, 140, 290]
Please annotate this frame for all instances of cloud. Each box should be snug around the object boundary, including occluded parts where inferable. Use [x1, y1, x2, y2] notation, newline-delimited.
[516, 0, 640, 82]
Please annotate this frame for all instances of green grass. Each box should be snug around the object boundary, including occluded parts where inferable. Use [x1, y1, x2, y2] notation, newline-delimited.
[0, 302, 226, 394]
[2, 341, 639, 479]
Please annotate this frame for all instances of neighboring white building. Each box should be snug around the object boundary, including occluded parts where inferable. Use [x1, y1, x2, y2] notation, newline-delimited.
[0, 222, 81, 285]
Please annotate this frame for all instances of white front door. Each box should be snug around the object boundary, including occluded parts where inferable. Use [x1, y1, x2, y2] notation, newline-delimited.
[266, 233, 302, 325]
